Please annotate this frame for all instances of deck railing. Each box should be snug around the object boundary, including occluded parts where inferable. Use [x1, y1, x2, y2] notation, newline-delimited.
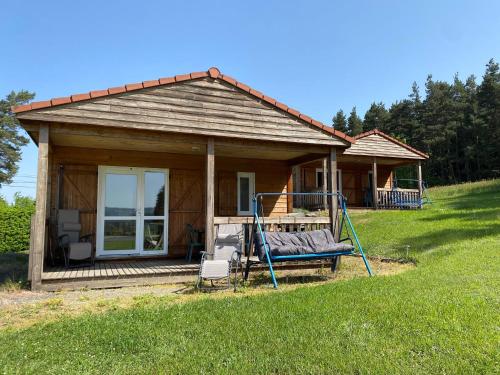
[376, 188, 421, 209]
[293, 189, 326, 211]
[214, 216, 331, 255]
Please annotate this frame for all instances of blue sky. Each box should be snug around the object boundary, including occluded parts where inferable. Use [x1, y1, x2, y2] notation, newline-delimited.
[1, 0, 499, 201]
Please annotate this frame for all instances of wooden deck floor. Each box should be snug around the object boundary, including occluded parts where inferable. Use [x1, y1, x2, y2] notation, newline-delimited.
[41, 259, 200, 291]
[40, 257, 333, 291]
[43, 259, 199, 281]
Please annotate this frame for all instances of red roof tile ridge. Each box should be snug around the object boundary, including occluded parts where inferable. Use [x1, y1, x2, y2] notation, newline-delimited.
[12, 67, 354, 144]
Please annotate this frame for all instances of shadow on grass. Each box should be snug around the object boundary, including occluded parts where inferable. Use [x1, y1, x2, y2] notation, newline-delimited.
[420, 208, 500, 222]
[435, 182, 500, 210]
[247, 272, 329, 287]
[0, 252, 29, 290]
[397, 224, 500, 254]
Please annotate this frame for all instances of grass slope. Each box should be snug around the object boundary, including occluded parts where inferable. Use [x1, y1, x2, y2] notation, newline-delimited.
[0, 180, 499, 374]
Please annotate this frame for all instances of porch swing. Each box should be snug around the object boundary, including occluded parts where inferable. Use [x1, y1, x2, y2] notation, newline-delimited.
[244, 192, 373, 288]
[392, 178, 432, 209]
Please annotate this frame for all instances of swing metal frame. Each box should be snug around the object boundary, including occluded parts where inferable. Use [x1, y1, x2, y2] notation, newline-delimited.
[245, 192, 373, 288]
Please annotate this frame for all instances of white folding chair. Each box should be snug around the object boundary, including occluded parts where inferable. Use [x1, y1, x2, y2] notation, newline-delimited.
[197, 224, 242, 291]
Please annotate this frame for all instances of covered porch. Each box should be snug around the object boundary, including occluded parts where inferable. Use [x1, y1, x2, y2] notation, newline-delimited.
[295, 129, 428, 210]
[23, 122, 343, 291]
[14, 67, 355, 291]
[296, 154, 424, 210]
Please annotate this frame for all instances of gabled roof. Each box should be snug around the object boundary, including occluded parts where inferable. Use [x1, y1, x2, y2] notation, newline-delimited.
[13, 67, 355, 144]
[353, 129, 429, 159]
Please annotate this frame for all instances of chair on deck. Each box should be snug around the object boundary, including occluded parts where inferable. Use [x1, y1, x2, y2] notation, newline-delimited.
[186, 224, 204, 262]
[144, 221, 164, 250]
[57, 209, 94, 268]
[196, 224, 243, 291]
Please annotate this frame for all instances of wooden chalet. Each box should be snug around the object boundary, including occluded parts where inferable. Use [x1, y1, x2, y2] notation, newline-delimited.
[14, 67, 427, 291]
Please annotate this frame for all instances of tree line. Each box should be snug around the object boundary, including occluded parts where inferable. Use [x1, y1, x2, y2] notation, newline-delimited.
[332, 59, 499, 186]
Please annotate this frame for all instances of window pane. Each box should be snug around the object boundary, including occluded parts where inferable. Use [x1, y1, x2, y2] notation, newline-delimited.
[143, 219, 165, 251]
[105, 174, 137, 216]
[239, 177, 250, 212]
[104, 220, 136, 250]
[144, 172, 165, 216]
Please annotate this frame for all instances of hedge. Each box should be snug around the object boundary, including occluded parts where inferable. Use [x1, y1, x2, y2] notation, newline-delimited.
[0, 199, 35, 253]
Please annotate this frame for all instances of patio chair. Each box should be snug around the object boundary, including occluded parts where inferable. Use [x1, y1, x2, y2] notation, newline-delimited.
[196, 224, 242, 291]
[144, 221, 164, 250]
[186, 224, 204, 262]
[57, 209, 94, 268]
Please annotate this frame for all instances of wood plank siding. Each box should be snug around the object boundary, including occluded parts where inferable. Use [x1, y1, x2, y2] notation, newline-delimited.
[344, 134, 423, 159]
[49, 146, 291, 258]
[17, 78, 347, 147]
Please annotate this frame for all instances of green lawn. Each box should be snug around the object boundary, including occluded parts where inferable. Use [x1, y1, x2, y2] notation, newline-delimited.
[0, 180, 499, 374]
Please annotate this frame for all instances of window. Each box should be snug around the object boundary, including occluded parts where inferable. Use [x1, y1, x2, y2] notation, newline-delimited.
[315, 168, 342, 193]
[315, 168, 323, 189]
[237, 172, 255, 215]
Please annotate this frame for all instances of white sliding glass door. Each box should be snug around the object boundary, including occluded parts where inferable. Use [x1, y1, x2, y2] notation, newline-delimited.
[96, 166, 169, 257]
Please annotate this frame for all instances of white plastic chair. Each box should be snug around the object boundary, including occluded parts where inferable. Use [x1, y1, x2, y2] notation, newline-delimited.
[196, 224, 242, 291]
[57, 209, 93, 267]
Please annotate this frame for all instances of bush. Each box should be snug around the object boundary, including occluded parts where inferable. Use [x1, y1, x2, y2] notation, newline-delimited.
[0, 194, 35, 252]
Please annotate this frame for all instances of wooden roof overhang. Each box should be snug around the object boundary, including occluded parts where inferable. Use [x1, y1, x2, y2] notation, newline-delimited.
[341, 129, 429, 164]
[15, 67, 353, 163]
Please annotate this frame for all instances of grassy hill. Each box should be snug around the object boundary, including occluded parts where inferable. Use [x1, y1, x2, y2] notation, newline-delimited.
[0, 180, 498, 374]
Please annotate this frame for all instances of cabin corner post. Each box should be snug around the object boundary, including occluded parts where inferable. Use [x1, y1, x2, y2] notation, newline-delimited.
[205, 137, 215, 255]
[372, 157, 378, 210]
[31, 124, 49, 290]
[417, 160, 423, 208]
[327, 148, 339, 240]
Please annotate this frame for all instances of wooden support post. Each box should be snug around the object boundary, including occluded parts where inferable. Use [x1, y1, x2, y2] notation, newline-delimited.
[292, 165, 301, 208]
[327, 147, 340, 271]
[322, 157, 328, 210]
[31, 124, 49, 290]
[327, 148, 338, 240]
[205, 137, 215, 255]
[372, 157, 378, 210]
[287, 168, 293, 213]
[417, 161, 423, 208]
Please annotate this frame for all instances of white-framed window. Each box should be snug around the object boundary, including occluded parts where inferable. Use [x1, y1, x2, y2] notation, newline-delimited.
[237, 172, 255, 216]
[315, 168, 342, 193]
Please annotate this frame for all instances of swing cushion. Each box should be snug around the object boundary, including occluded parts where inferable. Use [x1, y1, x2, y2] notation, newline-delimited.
[254, 228, 354, 261]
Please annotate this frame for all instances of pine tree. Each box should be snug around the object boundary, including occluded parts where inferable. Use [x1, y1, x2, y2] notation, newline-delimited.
[332, 110, 349, 134]
[335, 58, 498, 186]
[347, 107, 363, 136]
[477, 59, 500, 179]
[0, 91, 35, 186]
[462, 75, 480, 181]
[363, 102, 390, 132]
